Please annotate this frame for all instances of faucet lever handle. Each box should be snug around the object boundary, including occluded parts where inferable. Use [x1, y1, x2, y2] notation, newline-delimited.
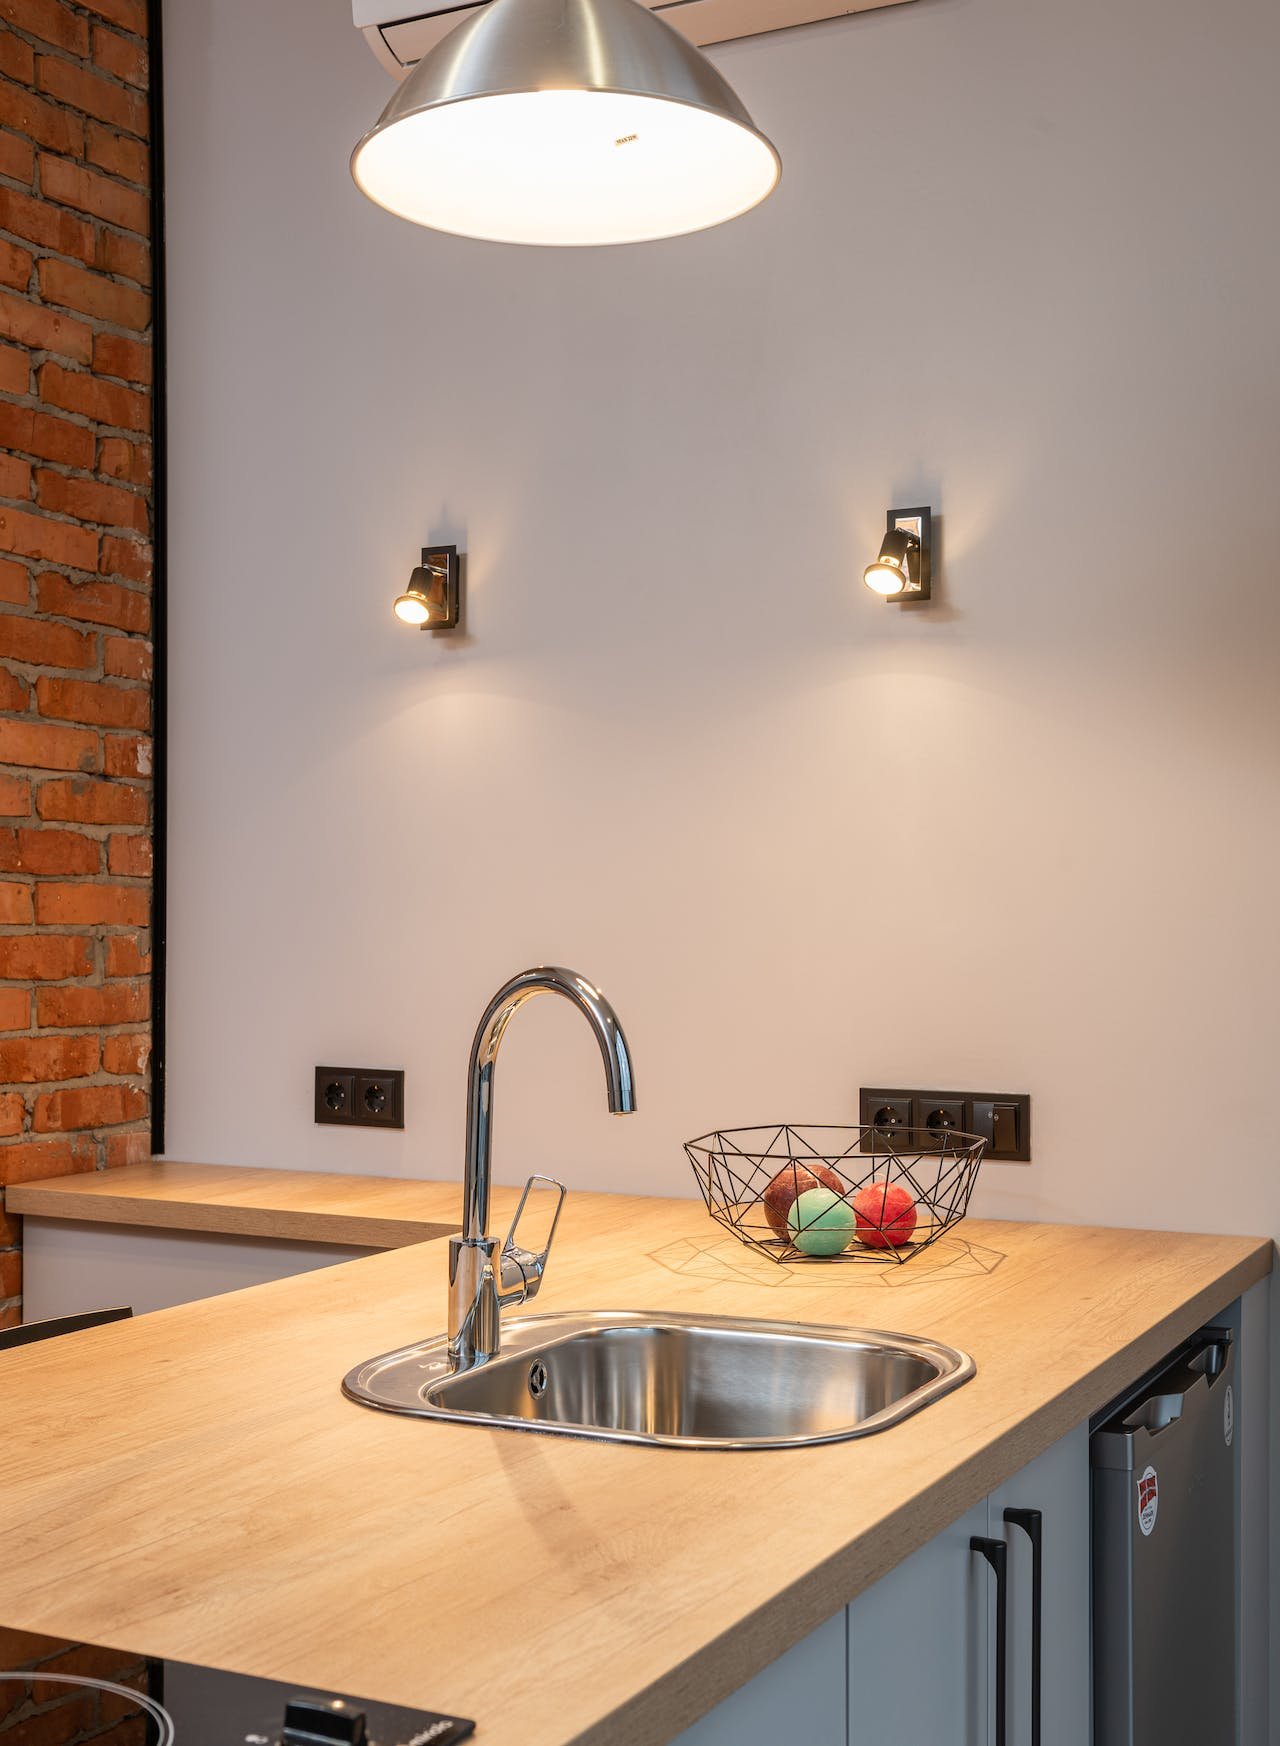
[499, 1174, 567, 1301]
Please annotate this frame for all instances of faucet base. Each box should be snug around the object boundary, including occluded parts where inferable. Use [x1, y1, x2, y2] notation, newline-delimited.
[447, 1235, 502, 1373]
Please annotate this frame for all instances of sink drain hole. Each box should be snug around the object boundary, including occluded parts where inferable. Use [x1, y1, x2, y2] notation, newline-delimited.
[528, 1360, 549, 1398]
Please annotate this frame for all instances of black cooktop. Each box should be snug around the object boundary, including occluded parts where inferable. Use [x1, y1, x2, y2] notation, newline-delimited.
[0, 1630, 475, 1746]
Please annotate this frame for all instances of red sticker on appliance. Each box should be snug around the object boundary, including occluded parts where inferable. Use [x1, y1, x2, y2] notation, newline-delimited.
[1137, 1464, 1158, 1537]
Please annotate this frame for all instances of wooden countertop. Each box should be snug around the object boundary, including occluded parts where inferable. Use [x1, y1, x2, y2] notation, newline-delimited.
[6, 1160, 473, 1248]
[0, 1201, 1269, 1746]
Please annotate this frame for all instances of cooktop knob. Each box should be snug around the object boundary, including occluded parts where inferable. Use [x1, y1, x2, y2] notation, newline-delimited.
[282, 1699, 369, 1746]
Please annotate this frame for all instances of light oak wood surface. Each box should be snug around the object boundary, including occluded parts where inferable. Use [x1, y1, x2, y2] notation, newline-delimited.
[6, 1160, 478, 1248]
[0, 1200, 1268, 1746]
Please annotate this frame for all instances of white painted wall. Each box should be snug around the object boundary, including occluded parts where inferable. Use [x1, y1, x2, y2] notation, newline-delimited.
[162, 0, 1280, 1243]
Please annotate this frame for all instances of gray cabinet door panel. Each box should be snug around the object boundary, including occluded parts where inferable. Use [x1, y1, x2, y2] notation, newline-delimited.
[989, 1424, 1090, 1746]
[848, 1499, 991, 1745]
[671, 1609, 846, 1746]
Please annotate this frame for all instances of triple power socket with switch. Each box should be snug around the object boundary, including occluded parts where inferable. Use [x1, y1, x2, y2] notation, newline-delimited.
[315, 1066, 405, 1129]
[858, 1087, 1031, 1161]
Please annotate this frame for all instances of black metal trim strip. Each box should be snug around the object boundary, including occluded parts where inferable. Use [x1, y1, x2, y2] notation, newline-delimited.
[146, 0, 168, 1153]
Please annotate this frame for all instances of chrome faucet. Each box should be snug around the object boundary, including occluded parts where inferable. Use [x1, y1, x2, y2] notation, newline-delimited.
[447, 966, 636, 1374]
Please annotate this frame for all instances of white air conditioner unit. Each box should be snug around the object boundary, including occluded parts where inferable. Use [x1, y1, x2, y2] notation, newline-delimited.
[353, 0, 910, 76]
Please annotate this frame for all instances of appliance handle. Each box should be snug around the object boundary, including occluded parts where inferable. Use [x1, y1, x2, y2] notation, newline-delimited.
[971, 1536, 1007, 1746]
[1004, 1507, 1043, 1746]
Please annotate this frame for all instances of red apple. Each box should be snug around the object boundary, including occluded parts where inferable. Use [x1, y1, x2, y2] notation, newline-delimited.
[852, 1180, 919, 1249]
[762, 1162, 847, 1239]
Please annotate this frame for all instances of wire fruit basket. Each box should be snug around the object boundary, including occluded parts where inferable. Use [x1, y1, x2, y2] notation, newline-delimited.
[685, 1123, 986, 1266]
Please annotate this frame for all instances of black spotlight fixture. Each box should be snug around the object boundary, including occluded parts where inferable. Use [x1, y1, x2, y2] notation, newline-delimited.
[394, 544, 460, 629]
[863, 508, 932, 601]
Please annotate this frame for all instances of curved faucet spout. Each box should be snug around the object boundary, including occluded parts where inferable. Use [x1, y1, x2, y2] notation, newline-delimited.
[463, 966, 635, 1240]
[449, 967, 636, 1373]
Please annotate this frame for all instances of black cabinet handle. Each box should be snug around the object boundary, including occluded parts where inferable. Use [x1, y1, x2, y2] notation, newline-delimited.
[971, 1536, 1007, 1746]
[1004, 1508, 1043, 1746]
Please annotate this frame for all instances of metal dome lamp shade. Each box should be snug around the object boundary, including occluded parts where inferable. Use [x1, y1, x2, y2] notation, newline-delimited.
[350, 0, 781, 246]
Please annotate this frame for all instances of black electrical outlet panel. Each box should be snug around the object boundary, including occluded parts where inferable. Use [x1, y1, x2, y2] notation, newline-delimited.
[315, 1066, 405, 1129]
[858, 1087, 1031, 1161]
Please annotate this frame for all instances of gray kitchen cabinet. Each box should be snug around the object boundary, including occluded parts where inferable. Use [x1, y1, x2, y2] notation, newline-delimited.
[845, 1426, 1090, 1746]
[847, 1497, 992, 1744]
[670, 1610, 847, 1746]
[990, 1424, 1090, 1746]
[669, 1426, 1088, 1746]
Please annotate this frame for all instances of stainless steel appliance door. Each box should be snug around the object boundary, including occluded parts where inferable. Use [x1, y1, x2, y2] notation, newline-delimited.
[1092, 1329, 1237, 1746]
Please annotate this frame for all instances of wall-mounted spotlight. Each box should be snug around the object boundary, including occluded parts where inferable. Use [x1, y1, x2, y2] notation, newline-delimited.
[864, 508, 932, 601]
[393, 544, 460, 629]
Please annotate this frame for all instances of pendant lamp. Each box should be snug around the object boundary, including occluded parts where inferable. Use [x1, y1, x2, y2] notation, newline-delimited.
[350, 0, 780, 246]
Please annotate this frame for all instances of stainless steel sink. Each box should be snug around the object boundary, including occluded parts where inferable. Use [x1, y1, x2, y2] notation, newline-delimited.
[342, 1310, 975, 1449]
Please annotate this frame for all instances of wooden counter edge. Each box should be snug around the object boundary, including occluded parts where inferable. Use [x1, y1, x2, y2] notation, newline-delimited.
[6, 1174, 454, 1250]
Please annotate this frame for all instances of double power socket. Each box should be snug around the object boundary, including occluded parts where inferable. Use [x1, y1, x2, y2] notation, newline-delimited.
[314, 1065, 405, 1130]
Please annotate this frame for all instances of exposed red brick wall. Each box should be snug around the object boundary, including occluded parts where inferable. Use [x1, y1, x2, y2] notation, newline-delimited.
[0, 0, 152, 1329]
[0, 1628, 151, 1746]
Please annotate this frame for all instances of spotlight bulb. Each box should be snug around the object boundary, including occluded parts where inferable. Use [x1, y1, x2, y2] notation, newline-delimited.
[863, 559, 907, 596]
[394, 590, 431, 626]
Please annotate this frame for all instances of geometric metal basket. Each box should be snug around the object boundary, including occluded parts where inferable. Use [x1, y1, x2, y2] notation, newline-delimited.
[685, 1123, 986, 1266]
